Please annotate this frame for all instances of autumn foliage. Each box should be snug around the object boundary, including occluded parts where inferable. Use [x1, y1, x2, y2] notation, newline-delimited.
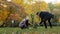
[0, 0, 60, 26]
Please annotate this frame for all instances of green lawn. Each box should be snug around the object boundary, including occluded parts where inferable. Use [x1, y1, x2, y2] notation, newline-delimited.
[0, 26, 60, 34]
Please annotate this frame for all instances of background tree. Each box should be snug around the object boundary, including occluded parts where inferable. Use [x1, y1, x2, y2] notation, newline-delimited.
[48, 2, 55, 12]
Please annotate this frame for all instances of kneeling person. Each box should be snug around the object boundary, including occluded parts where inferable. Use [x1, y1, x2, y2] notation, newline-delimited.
[19, 16, 30, 29]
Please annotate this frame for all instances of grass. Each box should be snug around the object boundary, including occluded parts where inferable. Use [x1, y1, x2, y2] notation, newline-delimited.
[0, 26, 60, 34]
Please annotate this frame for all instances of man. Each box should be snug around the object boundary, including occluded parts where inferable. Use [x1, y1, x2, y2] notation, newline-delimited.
[36, 11, 54, 28]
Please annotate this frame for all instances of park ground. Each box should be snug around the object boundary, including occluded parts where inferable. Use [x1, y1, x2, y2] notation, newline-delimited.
[0, 26, 60, 34]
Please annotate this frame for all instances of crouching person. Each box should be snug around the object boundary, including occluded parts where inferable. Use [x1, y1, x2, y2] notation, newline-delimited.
[19, 16, 30, 29]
